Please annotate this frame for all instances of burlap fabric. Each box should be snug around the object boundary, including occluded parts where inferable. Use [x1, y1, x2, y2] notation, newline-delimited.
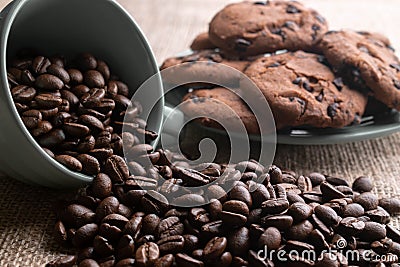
[0, 0, 400, 266]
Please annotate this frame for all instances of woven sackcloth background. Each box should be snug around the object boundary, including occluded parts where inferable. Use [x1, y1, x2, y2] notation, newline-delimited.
[1, 0, 400, 266]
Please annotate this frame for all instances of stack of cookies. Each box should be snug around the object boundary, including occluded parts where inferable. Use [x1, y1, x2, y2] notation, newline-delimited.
[161, 1, 400, 132]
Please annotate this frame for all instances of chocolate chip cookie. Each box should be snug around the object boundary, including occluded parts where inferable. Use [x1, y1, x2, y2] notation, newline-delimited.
[190, 32, 217, 50]
[181, 87, 260, 134]
[160, 50, 251, 86]
[209, 1, 328, 56]
[244, 51, 368, 129]
[319, 30, 400, 110]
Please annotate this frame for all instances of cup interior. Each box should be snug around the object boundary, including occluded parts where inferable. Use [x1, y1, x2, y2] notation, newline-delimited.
[0, 0, 163, 187]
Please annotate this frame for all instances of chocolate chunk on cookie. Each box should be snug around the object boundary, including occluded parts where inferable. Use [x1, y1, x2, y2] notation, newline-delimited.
[209, 1, 328, 56]
[319, 30, 400, 110]
[244, 51, 367, 129]
[190, 32, 218, 50]
[181, 87, 260, 134]
[160, 50, 251, 86]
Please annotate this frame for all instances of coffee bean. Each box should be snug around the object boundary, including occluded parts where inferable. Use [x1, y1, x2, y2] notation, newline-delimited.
[326, 176, 349, 186]
[46, 255, 77, 267]
[352, 176, 373, 192]
[261, 198, 289, 215]
[341, 203, 365, 217]
[156, 216, 184, 239]
[20, 69, 35, 85]
[79, 115, 104, 132]
[55, 154, 82, 172]
[258, 226, 281, 250]
[228, 227, 250, 256]
[32, 56, 51, 74]
[359, 221, 386, 241]
[61, 90, 80, 110]
[157, 235, 185, 254]
[314, 205, 340, 226]
[173, 194, 206, 207]
[320, 181, 346, 201]
[84, 70, 105, 88]
[68, 69, 84, 85]
[287, 220, 314, 241]
[203, 237, 227, 261]
[287, 202, 313, 222]
[123, 215, 142, 239]
[104, 155, 129, 183]
[99, 222, 122, 243]
[189, 208, 211, 228]
[175, 253, 204, 267]
[308, 172, 326, 186]
[65, 204, 96, 228]
[63, 122, 90, 137]
[379, 198, 400, 215]
[261, 214, 293, 231]
[366, 208, 391, 224]
[93, 235, 114, 257]
[355, 192, 379, 211]
[54, 220, 68, 245]
[35, 74, 64, 90]
[387, 225, 400, 243]
[201, 221, 224, 239]
[114, 258, 135, 267]
[73, 223, 99, 248]
[12, 85, 36, 103]
[48, 64, 70, 84]
[153, 254, 174, 267]
[136, 242, 159, 267]
[102, 214, 128, 230]
[96, 197, 120, 220]
[115, 234, 135, 261]
[141, 214, 160, 235]
[21, 109, 42, 129]
[338, 217, 365, 236]
[77, 154, 100, 176]
[229, 185, 252, 208]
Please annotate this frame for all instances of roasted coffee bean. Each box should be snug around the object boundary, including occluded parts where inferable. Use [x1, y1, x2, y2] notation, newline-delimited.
[326, 176, 349, 186]
[387, 225, 400, 243]
[77, 154, 100, 176]
[48, 64, 70, 84]
[314, 205, 340, 226]
[84, 70, 105, 88]
[20, 69, 35, 85]
[203, 237, 227, 261]
[287, 202, 313, 222]
[379, 198, 400, 215]
[99, 223, 122, 242]
[89, 148, 114, 162]
[54, 220, 68, 245]
[79, 258, 99, 267]
[102, 214, 129, 230]
[173, 167, 211, 187]
[96, 197, 120, 220]
[63, 122, 90, 137]
[352, 176, 373, 192]
[208, 200, 223, 221]
[341, 203, 365, 217]
[73, 223, 99, 248]
[46, 255, 77, 267]
[359, 221, 386, 241]
[114, 81, 129, 97]
[32, 56, 51, 74]
[114, 258, 135, 267]
[104, 155, 129, 183]
[64, 204, 96, 228]
[79, 115, 104, 132]
[261, 198, 289, 215]
[366, 208, 391, 224]
[68, 69, 84, 85]
[258, 226, 281, 250]
[173, 194, 206, 207]
[320, 181, 346, 201]
[77, 135, 96, 153]
[201, 220, 224, 239]
[96, 60, 110, 81]
[175, 253, 204, 267]
[61, 90, 80, 110]
[308, 172, 326, 186]
[12, 85, 36, 103]
[93, 235, 114, 257]
[31, 120, 53, 137]
[157, 235, 185, 254]
[228, 227, 250, 256]
[310, 214, 332, 238]
[35, 74, 64, 90]
[338, 217, 365, 236]
[115, 234, 135, 261]
[21, 109, 42, 129]
[229, 185, 252, 208]
[189, 208, 211, 228]
[153, 254, 174, 267]
[141, 214, 161, 235]
[95, 131, 112, 148]
[136, 242, 159, 267]
[261, 215, 293, 230]
[248, 182, 270, 207]
[76, 53, 98, 71]
[123, 215, 142, 239]
[287, 220, 314, 241]
[56, 154, 82, 172]
[156, 216, 184, 239]
[355, 192, 379, 211]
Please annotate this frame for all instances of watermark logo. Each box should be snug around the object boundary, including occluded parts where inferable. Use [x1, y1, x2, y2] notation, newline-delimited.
[256, 238, 398, 264]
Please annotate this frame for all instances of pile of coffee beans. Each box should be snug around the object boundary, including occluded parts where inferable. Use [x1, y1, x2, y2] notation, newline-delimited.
[8, 50, 157, 175]
[47, 159, 400, 267]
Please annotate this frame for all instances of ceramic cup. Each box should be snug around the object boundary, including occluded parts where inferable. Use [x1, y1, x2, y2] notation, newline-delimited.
[0, 0, 164, 188]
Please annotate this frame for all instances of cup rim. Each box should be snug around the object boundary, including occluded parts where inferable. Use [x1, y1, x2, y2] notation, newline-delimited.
[0, 0, 163, 186]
